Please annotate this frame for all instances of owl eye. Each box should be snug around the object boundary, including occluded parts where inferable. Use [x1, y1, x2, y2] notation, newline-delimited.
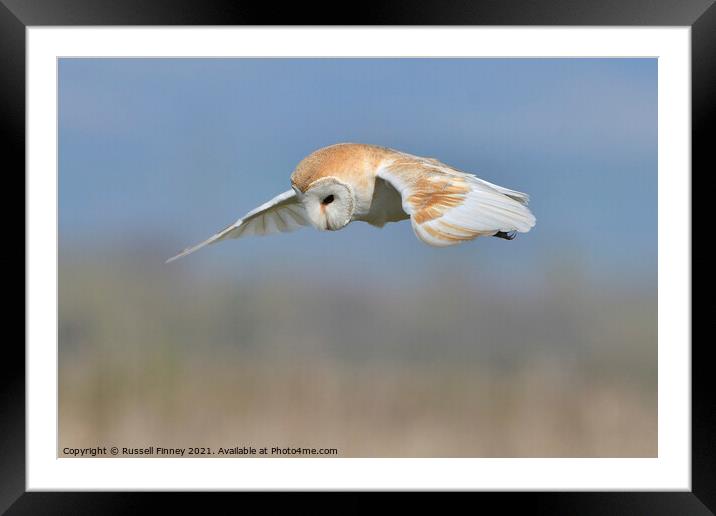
[322, 195, 335, 205]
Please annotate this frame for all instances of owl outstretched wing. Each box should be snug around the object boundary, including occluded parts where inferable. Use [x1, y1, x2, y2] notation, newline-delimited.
[166, 190, 309, 263]
[377, 154, 536, 247]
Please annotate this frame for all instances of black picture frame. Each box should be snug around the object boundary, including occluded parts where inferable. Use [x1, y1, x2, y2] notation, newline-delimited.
[5, 0, 712, 512]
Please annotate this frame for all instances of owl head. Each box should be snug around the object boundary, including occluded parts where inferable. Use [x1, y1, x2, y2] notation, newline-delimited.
[293, 177, 355, 231]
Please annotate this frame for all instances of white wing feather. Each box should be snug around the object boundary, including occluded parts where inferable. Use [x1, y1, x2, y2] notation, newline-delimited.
[166, 190, 308, 263]
[377, 156, 536, 247]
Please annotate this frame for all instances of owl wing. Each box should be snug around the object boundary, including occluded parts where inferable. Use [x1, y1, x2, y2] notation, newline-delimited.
[166, 189, 309, 263]
[377, 155, 536, 247]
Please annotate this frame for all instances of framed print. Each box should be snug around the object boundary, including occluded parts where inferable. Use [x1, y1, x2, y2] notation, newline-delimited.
[5, 0, 713, 511]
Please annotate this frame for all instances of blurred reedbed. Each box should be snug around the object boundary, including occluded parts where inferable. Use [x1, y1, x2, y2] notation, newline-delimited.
[59, 250, 656, 458]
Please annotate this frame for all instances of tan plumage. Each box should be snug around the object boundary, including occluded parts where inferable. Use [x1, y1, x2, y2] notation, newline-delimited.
[166, 143, 535, 262]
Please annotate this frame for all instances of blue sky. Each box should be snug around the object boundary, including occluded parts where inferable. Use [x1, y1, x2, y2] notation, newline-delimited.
[59, 58, 656, 285]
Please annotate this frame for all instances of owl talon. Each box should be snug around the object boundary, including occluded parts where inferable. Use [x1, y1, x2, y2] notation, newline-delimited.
[493, 231, 516, 240]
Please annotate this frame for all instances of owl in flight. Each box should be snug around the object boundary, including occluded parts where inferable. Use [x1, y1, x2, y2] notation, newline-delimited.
[166, 143, 536, 263]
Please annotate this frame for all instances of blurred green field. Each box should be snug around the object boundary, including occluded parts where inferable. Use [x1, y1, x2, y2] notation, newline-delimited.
[59, 248, 656, 457]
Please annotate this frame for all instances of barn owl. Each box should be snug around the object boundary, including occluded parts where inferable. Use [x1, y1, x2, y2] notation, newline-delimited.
[166, 143, 536, 263]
